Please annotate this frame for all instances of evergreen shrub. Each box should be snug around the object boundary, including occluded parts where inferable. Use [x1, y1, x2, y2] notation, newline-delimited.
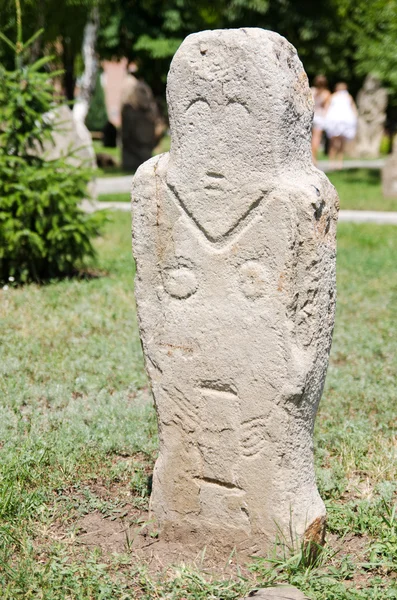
[85, 72, 108, 132]
[0, 3, 105, 284]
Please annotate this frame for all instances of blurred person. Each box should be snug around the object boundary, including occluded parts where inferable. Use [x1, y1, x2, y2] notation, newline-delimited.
[311, 75, 331, 163]
[324, 82, 358, 168]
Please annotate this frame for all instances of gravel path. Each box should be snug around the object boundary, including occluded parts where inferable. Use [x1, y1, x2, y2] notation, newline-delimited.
[338, 210, 397, 225]
[319, 159, 385, 172]
[97, 176, 133, 195]
[81, 199, 131, 213]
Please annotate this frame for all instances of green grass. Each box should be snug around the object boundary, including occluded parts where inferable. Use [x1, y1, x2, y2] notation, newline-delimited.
[155, 133, 171, 155]
[98, 166, 133, 177]
[93, 140, 120, 161]
[327, 169, 397, 212]
[0, 214, 396, 598]
[98, 192, 130, 203]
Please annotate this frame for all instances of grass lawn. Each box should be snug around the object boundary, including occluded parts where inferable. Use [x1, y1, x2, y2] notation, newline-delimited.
[327, 169, 397, 212]
[98, 192, 131, 203]
[0, 213, 396, 598]
[93, 140, 120, 161]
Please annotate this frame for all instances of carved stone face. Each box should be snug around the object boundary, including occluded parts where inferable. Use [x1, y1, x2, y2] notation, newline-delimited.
[167, 46, 267, 242]
[363, 74, 380, 92]
[166, 32, 312, 242]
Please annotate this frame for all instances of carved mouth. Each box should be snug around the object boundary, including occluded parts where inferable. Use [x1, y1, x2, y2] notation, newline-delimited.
[204, 184, 224, 192]
[198, 380, 237, 395]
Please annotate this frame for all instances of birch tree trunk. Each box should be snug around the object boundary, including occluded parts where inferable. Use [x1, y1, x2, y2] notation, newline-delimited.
[73, 5, 100, 139]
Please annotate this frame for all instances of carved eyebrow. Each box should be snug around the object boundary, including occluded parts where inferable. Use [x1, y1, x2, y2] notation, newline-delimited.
[185, 97, 210, 111]
[226, 98, 250, 113]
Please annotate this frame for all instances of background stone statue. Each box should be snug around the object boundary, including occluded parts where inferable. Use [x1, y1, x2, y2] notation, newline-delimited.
[41, 104, 97, 198]
[121, 74, 165, 171]
[353, 74, 387, 158]
[132, 29, 339, 554]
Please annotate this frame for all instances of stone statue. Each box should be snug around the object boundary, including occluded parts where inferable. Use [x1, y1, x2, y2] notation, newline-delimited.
[42, 104, 97, 198]
[132, 29, 339, 554]
[121, 74, 165, 171]
[354, 74, 387, 158]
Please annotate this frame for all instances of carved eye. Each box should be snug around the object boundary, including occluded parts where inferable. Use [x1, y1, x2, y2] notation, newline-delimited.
[239, 261, 270, 299]
[163, 267, 198, 299]
[226, 99, 250, 114]
[186, 98, 210, 113]
[185, 99, 210, 131]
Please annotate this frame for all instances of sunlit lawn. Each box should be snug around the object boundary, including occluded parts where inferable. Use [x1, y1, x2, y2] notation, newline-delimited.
[327, 168, 397, 212]
[0, 213, 396, 598]
[97, 192, 131, 203]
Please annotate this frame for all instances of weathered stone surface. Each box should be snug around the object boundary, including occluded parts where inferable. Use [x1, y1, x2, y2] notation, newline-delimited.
[132, 28, 338, 551]
[241, 586, 309, 599]
[42, 104, 97, 197]
[353, 75, 387, 158]
[121, 74, 165, 171]
[382, 138, 397, 197]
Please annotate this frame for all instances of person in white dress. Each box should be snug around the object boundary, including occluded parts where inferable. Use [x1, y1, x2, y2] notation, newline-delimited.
[324, 82, 358, 168]
[311, 75, 331, 164]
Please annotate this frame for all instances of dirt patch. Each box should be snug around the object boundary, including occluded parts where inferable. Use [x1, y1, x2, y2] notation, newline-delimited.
[330, 353, 349, 367]
[40, 501, 396, 591]
[339, 477, 375, 502]
[38, 463, 393, 587]
[68, 507, 258, 575]
[44, 474, 264, 576]
[327, 532, 372, 588]
[72, 509, 147, 554]
[327, 531, 368, 560]
[43, 505, 254, 579]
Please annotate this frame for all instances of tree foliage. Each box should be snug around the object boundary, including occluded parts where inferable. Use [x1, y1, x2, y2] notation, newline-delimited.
[96, 0, 368, 98]
[1, 0, 396, 107]
[0, 7, 104, 284]
[0, 0, 104, 99]
[85, 71, 108, 131]
[349, 0, 397, 101]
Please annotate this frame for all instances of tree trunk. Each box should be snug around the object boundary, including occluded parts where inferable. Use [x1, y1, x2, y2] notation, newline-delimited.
[73, 6, 100, 131]
[63, 40, 76, 102]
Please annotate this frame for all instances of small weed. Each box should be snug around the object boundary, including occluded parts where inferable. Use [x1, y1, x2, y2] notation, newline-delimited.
[134, 564, 249, 600]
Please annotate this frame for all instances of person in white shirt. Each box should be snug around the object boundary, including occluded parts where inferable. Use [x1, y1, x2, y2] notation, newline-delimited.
[324, 82, 358, 168]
